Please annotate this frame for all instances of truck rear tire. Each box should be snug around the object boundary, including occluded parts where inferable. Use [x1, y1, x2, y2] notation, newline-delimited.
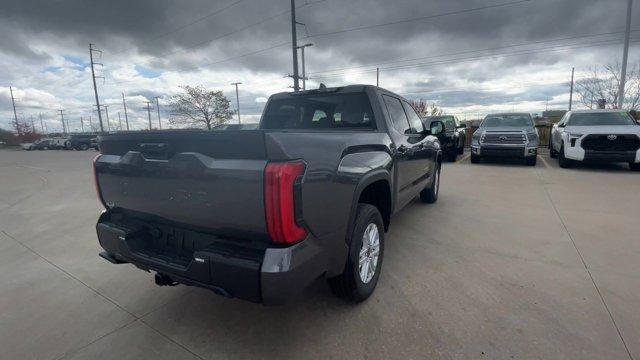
[328, 204, 384, 303]
[420, 163, 440, 203]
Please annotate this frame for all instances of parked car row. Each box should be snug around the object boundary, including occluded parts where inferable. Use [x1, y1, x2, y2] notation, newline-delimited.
[21, 134, 98, 151]
[468, 110, 640, 171]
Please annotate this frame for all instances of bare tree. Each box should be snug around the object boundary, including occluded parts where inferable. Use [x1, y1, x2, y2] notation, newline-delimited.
[409, 99, 443, 117]
[168, 85, 234, 129]
[575, 61, 640, 110]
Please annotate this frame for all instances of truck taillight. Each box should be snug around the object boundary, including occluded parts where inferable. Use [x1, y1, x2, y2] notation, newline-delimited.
[93, 154, 107, 209]
[264, 160, 307, 245]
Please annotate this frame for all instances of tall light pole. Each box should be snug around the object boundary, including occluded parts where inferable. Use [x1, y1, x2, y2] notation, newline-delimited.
[297, 43, 313, 90]
[58, 110, 66, 134]
[569, 67, 575, 111]
[9, 86, 18, 131]
[39, 113, 44, 134]
[154, 96, 162, 129]
[117, 112, 123, 131]
[145, 101, 153, 130]
[89, 44, 104, 132]
[231, 82, 242, 124]
[103, 105, 110, 132]
[618, 0, 633, 109]
[80, 116, 84, 133]
[122, 93, 130, 130]
[290, 0, 300, 92]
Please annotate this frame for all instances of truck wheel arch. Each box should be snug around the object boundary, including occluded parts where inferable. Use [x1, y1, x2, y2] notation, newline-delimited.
[347, 171, 392, 244]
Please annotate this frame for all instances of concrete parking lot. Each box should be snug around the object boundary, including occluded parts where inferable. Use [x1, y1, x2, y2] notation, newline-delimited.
[0, 149, 638, 360]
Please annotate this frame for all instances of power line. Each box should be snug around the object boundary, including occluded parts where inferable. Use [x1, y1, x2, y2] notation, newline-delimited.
[305, 0, 532, 39]
[310, 30, 633, 76]
[310, 37, 635, 80]
[109, 0, 246, 56]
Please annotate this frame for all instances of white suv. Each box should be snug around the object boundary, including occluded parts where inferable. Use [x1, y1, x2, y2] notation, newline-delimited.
[550, 110, 640, 171]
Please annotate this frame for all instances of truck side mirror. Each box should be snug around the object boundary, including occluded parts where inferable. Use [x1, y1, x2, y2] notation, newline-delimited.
[458, 123, 467, 129]
[430, 121, 444, 136]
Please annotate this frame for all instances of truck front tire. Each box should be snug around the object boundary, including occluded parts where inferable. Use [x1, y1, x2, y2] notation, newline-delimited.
[630, 162, 640, 171]
[328, 204, 385, 303]
[471, 153, 480, 164]
[558, 145, 572, 168]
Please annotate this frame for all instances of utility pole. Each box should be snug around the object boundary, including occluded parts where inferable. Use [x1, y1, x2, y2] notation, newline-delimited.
[90, 44, 105, 132]
[297, 43, 313, 90]
[122, 93, 130, 130]
[145, 101, 153, 130]
[103, 105, 111, 132]
[618, 0, 633, 108]
[376, 68, 379, 87]
[9, 86, 19, 132]
[39, 113, 44, 134]
[30, 115, 35, 133]
[59, 110, 66, 134]
[569, 67, 575, 111]
[80, 117, 84, 133]
[154, 96, 162, 129]
[231, 82, 242, 123]
[290, 0, 300, 92]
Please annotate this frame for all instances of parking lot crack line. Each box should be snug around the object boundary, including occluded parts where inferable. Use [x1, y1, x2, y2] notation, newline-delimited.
[52, 318, 140, 360]
[533, 169, 634, 360]
[139, 319, 206, 360]
[0, 229, 138, 319]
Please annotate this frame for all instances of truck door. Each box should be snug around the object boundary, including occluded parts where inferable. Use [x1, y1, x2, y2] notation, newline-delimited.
[382, 95, 425, 210]
[401, 100, 435, 183]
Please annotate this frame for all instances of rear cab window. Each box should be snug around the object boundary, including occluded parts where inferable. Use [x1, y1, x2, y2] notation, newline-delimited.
[261, 93, 375, 130]
[382, 95, 411, 135]
[401, 101, 425, 134]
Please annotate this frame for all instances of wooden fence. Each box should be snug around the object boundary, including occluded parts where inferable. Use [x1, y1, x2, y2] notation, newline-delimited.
[463, 125, 552, 148]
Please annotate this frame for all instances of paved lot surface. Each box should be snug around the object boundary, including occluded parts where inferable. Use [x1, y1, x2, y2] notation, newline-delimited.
[1, 149, 638, 360]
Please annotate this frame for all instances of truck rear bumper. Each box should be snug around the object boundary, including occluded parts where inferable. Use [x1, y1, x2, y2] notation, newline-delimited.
[96, 213, 327, 305]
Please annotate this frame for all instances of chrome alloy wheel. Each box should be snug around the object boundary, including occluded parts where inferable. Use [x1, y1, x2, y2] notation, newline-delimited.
[359, 223, 380, 284]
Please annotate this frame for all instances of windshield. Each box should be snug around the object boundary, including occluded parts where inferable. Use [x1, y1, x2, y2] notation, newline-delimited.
[427, 116, 456, 130]
[482, 114, 533, 127]
[261, 93, 375, 130]
[567, 112, 636, 126]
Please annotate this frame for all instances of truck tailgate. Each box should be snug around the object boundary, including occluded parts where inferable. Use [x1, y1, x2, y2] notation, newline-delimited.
[95, 130, 269, 240]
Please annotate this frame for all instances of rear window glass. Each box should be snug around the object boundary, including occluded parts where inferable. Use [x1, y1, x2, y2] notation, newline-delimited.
[261, 93, 375, 130]
[567, 112, 636, 126]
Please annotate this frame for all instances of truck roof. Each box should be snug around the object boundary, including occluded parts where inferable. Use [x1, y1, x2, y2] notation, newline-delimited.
[268, 84, 400, 100]
[568, 109, 630, 114]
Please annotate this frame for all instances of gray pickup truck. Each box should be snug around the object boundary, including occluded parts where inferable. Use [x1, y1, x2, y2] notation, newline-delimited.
[470, 112, 539, 166]
[94, 85, 444, 304]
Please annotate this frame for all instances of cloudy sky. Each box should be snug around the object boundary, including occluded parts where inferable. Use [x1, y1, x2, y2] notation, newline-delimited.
[0, 0, 638, 132]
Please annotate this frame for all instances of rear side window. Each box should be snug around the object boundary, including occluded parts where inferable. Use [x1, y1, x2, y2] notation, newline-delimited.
[383, 95, 411, 135]
[401, 101, 425, 134]
[261, 93, 375, 130]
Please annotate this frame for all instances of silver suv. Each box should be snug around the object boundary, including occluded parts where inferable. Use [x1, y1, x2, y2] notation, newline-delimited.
[470, 113, 539, 166]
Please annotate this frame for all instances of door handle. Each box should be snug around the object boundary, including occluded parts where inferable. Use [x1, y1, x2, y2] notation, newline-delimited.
[397, 145, 408, 154]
